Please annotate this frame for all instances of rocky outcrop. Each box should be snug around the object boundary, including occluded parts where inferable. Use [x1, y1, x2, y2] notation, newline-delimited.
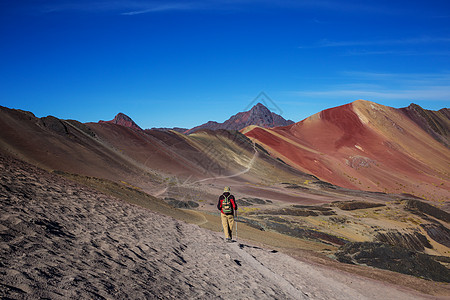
[240, 215, 346, 246]
[375, 230, 432, 251]
[400, 103, 450, 147]
[99, 113, 142, 131]
[237, 197, 272, 206]
[336, 242, 450, 282]
[421, 223, 450, 247]
[405, 199, 450, 223]
[333, 201, 385, 211]
[250, 205, 336, 217]
[185, 103, 294, 134]
[38, 116, 69, 135]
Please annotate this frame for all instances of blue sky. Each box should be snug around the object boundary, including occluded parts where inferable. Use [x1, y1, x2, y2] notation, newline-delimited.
[1, 0, 449, 128]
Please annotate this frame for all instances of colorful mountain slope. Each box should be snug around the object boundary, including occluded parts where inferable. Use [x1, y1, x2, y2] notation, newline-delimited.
[0, 106, 154, 184]
[243, 100, 450, 202]
[185, 103, 294, 134]
[1, 102, 448, 204]
[0, 105, 312, 202]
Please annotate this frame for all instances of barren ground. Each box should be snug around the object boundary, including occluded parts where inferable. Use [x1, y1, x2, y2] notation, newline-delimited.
[1, 154, 449, 299]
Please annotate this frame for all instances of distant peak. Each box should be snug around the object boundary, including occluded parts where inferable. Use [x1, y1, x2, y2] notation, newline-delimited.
[407, 103, 421, 110]
[99, 112, 142, 131]
[114, 113, 133, 122]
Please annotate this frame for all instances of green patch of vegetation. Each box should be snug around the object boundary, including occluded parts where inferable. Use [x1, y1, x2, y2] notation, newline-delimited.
[240, 207, 260, 214]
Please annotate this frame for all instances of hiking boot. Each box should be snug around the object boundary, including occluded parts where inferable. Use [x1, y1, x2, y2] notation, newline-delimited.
[226, 238, 232, 243]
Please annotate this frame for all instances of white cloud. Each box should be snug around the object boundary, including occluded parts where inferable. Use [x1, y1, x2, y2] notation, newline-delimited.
[26, 0, 394, 16]
[31, 1, 203, 14]
[293, 87, 450, 101]
[290, 71, 450, 102]
[121, 3, 197, 15]
[299, 36, 450, 49]
[343, 50, 450, 56]
[341, 71, 450, 85]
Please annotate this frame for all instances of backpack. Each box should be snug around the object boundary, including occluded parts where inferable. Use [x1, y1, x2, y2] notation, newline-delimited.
[222, 194, 233, 214]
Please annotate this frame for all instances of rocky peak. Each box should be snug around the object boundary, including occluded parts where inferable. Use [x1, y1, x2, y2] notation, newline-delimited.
[247, 103, 276, 127]
[99, 113, 142, 131]
[185, 103, 294, 134]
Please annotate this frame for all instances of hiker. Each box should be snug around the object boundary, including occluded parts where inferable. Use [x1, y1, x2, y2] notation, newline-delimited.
[217, 186, 237, 242]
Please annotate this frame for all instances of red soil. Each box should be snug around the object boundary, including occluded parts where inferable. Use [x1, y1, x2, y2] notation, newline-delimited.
[319, 103, 367, 149]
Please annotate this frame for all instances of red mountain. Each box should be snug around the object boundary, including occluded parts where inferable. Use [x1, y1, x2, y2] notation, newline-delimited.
[99, 113, 142, 131]
[243, 100, 450, 201]
[185, 103, 294, 134]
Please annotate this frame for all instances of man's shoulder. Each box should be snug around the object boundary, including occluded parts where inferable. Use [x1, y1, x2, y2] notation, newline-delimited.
[220, 193, 235, 199]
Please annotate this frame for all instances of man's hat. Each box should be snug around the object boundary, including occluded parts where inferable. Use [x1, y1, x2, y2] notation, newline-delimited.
[224, 186, 230, 192]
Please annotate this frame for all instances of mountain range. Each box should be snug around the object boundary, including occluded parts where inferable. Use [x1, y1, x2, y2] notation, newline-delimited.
[101, 102, 293, 134]
[1, 100, 448, 201]
[1, 100, 449, 292]
[92, 100, 449, 202]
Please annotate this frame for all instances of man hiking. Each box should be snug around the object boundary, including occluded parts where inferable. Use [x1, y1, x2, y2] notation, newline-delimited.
[217, 186, 237, 242]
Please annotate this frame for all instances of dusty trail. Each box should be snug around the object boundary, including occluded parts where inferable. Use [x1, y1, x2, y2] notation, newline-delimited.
[229, 242, 308, 299]
[191, 141, 259, 184]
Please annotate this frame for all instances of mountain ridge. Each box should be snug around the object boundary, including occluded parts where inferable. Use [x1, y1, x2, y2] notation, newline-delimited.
[184, 102, 294, 134]
[400, 103, 450, 147]
[96, 103, 293, 134]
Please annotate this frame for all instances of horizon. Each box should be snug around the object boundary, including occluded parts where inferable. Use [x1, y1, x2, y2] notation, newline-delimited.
[1, 1, 449, 128]
[2, 99, 448, 131]
[99, 99, 446, 130]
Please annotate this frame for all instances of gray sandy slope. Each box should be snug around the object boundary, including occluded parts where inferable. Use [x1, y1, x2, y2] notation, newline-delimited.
[0, 155, 443, 299]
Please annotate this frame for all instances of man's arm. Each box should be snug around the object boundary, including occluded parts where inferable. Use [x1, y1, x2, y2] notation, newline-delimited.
[217, 196, 223, 210]
[231, 195, 237, 210]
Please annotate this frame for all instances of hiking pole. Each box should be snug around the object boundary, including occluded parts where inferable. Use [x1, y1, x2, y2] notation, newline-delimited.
[235, 209, 238, 242]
